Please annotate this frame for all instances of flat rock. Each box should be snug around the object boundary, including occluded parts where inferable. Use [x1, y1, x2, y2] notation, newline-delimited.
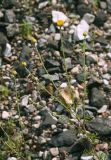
[86, 117, 111, 135]
[88, 87, 107, 109]
[49, 130, 76, 147]
[39, 109, 57, 127]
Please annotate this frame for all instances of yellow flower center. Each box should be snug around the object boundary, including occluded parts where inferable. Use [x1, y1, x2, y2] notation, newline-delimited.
[83, 32, 88, 37]
[56, 20, 65, 26]
[21, 61, 27, 67]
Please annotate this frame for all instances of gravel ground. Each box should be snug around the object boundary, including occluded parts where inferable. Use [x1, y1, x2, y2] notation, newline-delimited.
[0, 0, 111, 160]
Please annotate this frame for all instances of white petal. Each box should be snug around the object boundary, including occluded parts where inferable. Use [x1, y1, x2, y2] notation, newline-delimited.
[52, 10, 68, 23]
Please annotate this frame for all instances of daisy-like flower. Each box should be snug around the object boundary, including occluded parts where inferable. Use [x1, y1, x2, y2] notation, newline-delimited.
[52, 10, 68, 27]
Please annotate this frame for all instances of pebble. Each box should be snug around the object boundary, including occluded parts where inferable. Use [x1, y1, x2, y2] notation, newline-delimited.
[51, 124, 57, 130]
[21, 95, 29, 107]
[49, 147, 59, 156]
[2, 111, 10, 119]
[54, 33, 61, 41]
[39, 151, 43, 158]
[5, 9, 16, 23]
[2, 43, 12, 57]
[38, 1, 49, 9]
[81, 155, 93, 160]
[97, 105, 108, 114]
[7, 157, 17, 160]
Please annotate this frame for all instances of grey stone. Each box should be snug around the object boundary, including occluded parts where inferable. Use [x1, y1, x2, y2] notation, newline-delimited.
[107, 0, 111, 13]
[6, 23, 20, 37]
[26, 104, 36, 113]
[5, 9, 16, 23]
[76, 72, 88, 83]
[49, 147, 59, 156]
[38, 1, 49, 9]
[69, 138, 92, 156]
[49, 130, 76, 147]
[21, 95, 29, 107]
[39, 109, 57, 127]
[88, 87, 107, 109]
[41, 74, 59, 81]
[94, 11, 107, 27]
[63, 57, 72, 70]
[100, 1, 107, 9]
[86, 117, 111, 135]
[3, 0, 17, 8]
[77, 4, 91, 17]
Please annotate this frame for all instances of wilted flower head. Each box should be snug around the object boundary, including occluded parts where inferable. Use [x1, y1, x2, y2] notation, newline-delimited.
[52, 10, 68, 27]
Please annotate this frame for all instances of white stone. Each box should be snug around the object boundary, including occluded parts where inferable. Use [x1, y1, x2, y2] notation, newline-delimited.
[21, 95, 29, 106]
[60, 83, 67, 88]
[98, 105, 108, 114]
[103, 79, 109, 85]
[51, 0, 57, 5]
[39, 151, 43, 157]
[81, 155, 93, 160]
[107, 52, 111, 58]
[71, 66, 79, 74]
[38, 1, 49, 9]
[3, 43, 12, 57]
[7, 157, 17, 160]
[49, 147, 59, 156]
[2, 111, 10, 119]
[69, 29, 75, 34]
[54, 33, 61, 41]
[51, 124, 57, 129]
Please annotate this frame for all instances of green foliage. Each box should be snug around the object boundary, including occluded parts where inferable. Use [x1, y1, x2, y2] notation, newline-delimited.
[0, 85, 9, 97]
[21, 20, 32, 37]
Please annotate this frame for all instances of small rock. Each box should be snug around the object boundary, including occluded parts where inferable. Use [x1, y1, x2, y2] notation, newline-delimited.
[39, 109, 57, 127]
[21, 95, 29, 107]
[5, 9, 16, 23]
[86, 117, 111, 135]
[97, 105, 108, 114]
[0, 11, 4, 18]
[39, 151, 43, 158]
[81, 155, 93, 160]
[95, 143, 108, 151]
[38, 1, 49, 9]
[41, 74, 59, 81]
[71, 66, 79, 74]
[70, 137, 92, 157]
[107, 0, 111, 13]
[26, 104, 36, 113]
[6, 23, 20, 37]
[77, 4, 91, 17]
[2, 43, 12, 57]
[7, 157, 17, 160]
[56, 104, 64, 113]
[38, 136, 46, 144]
[63, 57, 72, 70]
[100, 1, 107, 9]
[49, 130, 76, 147]
[54, 33, 61, 41]
[88, 87, 107, 109]
[2, 111, 10, 119]
[49, 147, 59, 156]
[94, 11, 107, 27]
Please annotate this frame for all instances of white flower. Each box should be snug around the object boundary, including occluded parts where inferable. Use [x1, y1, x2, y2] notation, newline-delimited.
[52, 10, 68, 26]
